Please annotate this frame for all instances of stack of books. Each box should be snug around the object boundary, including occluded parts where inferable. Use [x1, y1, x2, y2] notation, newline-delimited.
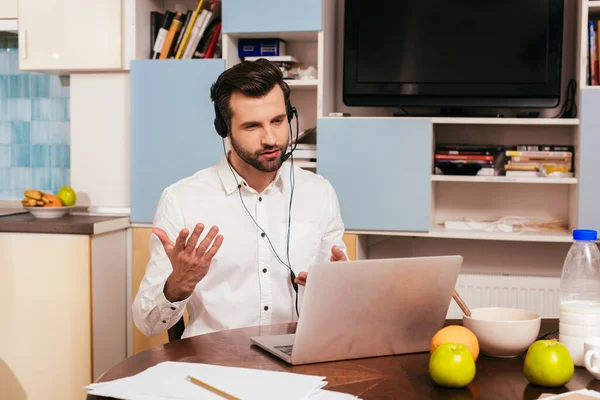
[434, 144, 505, 176]
[504, 145, 574, 177]
[150, 0, 222, 60]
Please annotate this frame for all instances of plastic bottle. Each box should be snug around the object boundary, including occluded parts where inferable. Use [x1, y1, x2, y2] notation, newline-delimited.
[559, 229, 600, 366]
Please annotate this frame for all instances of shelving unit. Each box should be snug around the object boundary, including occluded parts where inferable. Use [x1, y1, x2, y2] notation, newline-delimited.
[431, 175, 578, 184]
[314, 0, 594, 265]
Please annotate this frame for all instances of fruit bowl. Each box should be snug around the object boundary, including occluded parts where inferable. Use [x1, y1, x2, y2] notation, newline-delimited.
[463, 307, 541, 358]
[25, 206, 75, 219]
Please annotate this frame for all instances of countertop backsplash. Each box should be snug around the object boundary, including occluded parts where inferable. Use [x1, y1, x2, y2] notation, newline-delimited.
[0, 36, 70, 200]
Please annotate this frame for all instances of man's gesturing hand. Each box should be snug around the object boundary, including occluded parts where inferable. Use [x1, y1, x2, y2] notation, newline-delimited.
[153, 223, 224, 302]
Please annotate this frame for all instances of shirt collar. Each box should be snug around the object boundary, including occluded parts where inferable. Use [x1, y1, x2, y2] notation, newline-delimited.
[216, 154, 287, 196]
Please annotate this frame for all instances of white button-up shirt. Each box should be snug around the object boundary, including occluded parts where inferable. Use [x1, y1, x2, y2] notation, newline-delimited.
[132, 156, 347, 339]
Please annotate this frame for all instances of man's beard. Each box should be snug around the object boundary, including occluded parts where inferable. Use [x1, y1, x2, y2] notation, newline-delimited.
[230, 136, 285, 173]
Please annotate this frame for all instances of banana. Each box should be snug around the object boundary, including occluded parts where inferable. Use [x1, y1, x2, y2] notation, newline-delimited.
[24, 189, 43, 200]
[21, 198, 37, 207]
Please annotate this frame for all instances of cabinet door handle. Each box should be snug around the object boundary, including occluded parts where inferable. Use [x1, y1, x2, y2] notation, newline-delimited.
[19, 29, 27, 60]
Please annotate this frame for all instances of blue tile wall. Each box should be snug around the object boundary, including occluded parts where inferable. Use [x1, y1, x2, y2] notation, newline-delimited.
[0, 38, 70, 199]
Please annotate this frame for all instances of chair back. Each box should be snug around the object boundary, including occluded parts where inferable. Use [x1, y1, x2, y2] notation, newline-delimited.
[167, 317, 185, 342]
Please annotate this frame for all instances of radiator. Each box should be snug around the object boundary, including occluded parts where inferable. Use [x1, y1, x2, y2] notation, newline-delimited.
[446, 274, 561, 319]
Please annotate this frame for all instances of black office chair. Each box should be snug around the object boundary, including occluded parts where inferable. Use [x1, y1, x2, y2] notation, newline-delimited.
[168, 316, 186, 342]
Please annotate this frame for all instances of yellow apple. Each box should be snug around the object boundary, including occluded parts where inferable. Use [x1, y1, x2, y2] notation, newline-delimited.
[524, 340, 574, 387]
[429, 342, 476, 388]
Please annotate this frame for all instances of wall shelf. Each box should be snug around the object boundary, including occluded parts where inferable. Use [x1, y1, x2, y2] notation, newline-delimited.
[225, 31, 318, 42]
[346, 228, 574, 243]
[288, 160, 316, 169]
[431, 175, 578, 184]
[0, 19, 17, 33]
[286, 79, 318, 89]
[590, 0, 600, 12]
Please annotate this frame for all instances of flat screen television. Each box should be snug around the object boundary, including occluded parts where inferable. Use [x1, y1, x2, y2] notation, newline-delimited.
[343, 0, 565, 110]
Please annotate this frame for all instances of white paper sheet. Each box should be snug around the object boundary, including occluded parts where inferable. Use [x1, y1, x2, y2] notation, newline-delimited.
[85, 361, 360, 400]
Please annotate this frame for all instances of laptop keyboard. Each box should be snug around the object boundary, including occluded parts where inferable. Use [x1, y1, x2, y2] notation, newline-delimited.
[274, 345, 294, 356]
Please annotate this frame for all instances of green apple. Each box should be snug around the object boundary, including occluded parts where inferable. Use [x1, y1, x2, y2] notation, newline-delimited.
[57, 186, 77, 207]
[524, 340, 574, 387]
[429, 342, 476, 388]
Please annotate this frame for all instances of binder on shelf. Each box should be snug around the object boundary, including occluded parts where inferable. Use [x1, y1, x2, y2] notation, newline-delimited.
[149, 12, 165, 58]
[238, 38, 286, 58]
[159, 12, 185, 59]
[172, 10, 194, 58]
[150, 11, 175, 59]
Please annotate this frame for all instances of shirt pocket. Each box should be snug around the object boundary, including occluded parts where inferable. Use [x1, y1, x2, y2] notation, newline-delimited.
[279, 220, 321, 273]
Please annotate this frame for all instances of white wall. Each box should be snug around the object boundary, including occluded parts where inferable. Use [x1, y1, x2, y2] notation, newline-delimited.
[70, 73, 130, 211]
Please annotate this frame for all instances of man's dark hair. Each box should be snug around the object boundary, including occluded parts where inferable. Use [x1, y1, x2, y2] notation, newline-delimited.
[210, 58, 291, 133]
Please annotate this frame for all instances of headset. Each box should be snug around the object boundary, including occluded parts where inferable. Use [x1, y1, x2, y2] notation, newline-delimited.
[213, 92, 301, 317]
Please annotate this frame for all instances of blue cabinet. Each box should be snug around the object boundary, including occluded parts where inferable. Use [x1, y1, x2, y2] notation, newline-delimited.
[130, 59, 225, 223]
[317, 118, 432, 232]
[578, 88, 600, 231]
[222, 0, 322, 34]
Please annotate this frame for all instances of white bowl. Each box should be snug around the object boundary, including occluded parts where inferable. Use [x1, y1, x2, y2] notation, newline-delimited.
[559, 333, 585, 366]
[463, 307, 541, 358]
[25, 206, 74, 219]
[560, 311, 600, 326]
[559, 322, 600, 337]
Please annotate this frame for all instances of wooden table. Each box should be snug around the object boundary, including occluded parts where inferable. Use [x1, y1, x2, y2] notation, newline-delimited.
[88, 319, 600, 399]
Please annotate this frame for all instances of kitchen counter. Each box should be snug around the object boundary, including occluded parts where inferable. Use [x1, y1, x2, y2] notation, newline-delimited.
[1, 209, 130, 397]
[0, 211, 130, 235]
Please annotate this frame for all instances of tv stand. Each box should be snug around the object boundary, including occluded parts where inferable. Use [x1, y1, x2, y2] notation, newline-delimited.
[393, 107, 506, 118]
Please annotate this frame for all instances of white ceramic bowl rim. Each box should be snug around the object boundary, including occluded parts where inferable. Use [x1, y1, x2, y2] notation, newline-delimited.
[24, 206, 75, 210]
[463, 307, 541, 323]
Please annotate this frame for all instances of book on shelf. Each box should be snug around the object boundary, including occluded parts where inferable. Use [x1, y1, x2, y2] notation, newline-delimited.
[149, 0, 222, 60]
[433, 143, 575, 178]
[504, 144, 574, 177]
[588, 19, 600, 86]
[434, 144, 505, 177]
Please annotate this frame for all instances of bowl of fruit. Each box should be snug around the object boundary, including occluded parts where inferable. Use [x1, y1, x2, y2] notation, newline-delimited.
[21, 187, 77, 219]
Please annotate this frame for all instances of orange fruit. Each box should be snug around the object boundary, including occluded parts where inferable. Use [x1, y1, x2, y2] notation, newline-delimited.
[431, 325, 479, 361]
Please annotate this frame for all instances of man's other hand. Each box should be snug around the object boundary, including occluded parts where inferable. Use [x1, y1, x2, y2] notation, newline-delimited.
[330, 245, 347, 262]
[294, 245, 348, 286]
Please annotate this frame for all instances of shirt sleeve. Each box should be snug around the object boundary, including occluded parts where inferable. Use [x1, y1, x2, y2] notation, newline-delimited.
[317, 181, 348, 263]
[132, 189, 190, 337]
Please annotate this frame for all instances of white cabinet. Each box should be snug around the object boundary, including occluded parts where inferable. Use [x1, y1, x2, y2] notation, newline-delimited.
[0, 0, 17, 19]
[18, 0, 122, 72]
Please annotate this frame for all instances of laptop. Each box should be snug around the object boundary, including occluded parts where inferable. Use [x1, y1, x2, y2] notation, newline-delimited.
[250, 255, 463, 365]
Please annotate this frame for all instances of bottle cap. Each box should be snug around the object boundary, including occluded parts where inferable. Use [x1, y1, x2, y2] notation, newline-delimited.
[573, 229, 598, 241]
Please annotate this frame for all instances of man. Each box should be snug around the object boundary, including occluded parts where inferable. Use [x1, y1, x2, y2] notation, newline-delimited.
[133, 59, 348, 339]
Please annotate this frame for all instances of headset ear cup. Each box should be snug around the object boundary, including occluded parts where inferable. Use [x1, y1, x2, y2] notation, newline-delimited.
[287, 103, 296, 123]
[214, 118, 224, 138]
[213, 102, 227, 138]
